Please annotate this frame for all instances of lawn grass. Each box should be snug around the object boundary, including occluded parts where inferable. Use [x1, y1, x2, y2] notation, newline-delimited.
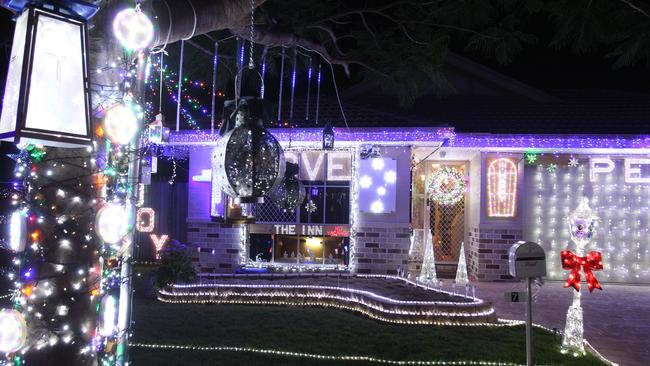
[129, 298, 607, 365]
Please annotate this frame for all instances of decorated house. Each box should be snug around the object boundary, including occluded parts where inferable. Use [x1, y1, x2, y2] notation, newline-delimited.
[143, 55, 650, 285]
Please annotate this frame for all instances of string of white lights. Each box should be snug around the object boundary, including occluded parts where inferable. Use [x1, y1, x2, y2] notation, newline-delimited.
[130, 342, 537, 366]
[167, 283, 483, 306]
[584, 340, 620, 366]
[157, 294, 500, 326]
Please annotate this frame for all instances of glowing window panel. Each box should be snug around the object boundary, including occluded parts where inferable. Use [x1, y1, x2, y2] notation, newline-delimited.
[487, 158, 518, 218]
[358, 158, 397, 214]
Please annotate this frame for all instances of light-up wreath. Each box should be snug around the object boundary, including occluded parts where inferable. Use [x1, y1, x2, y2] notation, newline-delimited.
[428, 166, 466, 205]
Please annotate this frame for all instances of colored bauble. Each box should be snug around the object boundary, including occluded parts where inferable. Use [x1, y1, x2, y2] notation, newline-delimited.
[0, 309, 27, 353]
[103, 102, 139, 145]
[96, 203, 131, 245]
[113, 5, 154, 51]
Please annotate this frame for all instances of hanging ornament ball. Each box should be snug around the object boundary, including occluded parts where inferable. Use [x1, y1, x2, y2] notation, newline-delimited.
[212, 98, 285, 204]
[0, 309, 27, 353]
[104, 103, 139, 145]
[96, 203, 131, 245]
[113, 5, 155, 50]
[269, 163, 306, 211]
[428, 166, 466, 205]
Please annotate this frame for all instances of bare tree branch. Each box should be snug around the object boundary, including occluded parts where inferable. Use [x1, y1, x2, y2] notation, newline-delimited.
[359, 13, 380, 48]
[619, 0, 650, 18]
[306, 24, 350, 57]
[230, 25, 387, 77]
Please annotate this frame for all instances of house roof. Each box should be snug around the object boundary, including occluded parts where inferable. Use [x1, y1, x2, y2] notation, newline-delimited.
[280, 88, 650, 134]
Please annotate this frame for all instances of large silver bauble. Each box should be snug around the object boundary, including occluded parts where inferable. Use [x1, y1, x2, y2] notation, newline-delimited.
[212, 98, 285, 203]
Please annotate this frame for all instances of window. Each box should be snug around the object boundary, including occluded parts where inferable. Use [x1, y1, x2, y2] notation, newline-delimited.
[272, 235, 349, 265]
[254, 150, 351, 224]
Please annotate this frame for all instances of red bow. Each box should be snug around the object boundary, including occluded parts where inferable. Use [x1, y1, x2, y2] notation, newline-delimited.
[561, 250, 603, 292]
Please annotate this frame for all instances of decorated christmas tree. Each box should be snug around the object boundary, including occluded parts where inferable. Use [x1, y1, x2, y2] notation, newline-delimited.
[418, 231, 437, 284]
[455, 242, 469, 286]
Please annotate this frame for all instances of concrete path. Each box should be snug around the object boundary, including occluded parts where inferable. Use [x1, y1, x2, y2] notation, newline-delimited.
[475, 281, 649, 366]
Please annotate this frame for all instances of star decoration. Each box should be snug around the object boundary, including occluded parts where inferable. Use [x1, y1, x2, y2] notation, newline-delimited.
[547, 163, 558, 173]
[6, 154, 21, 162]
[525, 153, 538, 164]
[568, 157, 580, 168]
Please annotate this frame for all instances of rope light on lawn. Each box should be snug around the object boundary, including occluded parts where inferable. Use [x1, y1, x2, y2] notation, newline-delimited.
[131, 339, 619, 366]
[130, 342, 537, 366]
[157, 295, 494, 325]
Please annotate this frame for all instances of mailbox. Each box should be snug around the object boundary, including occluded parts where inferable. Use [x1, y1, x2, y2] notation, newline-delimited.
[509, 241, 546, 279]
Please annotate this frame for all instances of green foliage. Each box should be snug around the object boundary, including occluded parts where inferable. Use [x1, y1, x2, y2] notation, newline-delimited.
[153, 239, 196, 288]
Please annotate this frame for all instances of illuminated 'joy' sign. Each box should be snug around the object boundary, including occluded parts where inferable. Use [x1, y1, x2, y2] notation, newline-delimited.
[487, 158, 517, 217]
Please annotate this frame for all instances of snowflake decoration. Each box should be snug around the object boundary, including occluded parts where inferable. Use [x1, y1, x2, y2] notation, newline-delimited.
[568, 157, 580, 168]
[304, 200, 317, 214]
[547, 163, 558, 173]
[525, 153, 538, 164]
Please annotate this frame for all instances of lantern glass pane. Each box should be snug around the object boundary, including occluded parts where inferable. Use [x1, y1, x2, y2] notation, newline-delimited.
[25, 13, 87, 136]
[0, 11, 28, 135]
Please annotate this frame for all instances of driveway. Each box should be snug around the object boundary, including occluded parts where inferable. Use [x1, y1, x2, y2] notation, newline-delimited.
[476, 281, 649, 366]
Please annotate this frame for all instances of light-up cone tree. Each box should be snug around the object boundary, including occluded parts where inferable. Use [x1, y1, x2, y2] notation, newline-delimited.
[561, 197, 601, 356]
[455, 242, 469, 286]
[418, 231, 437, 285]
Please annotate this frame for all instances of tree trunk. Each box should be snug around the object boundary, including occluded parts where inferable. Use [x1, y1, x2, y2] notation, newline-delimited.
[149, 0, 267, 47]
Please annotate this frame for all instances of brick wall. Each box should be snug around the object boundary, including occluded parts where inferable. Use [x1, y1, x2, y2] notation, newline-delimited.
[187, 220, 244, 273]
[467, 226, 522, 281]
[354, 226, 411, 275]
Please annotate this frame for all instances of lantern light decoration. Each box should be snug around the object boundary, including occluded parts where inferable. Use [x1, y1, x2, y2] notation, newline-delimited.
[212, 97, 285, 204]
[428, 166, 466, 205]
[112, 4, 155, 51]
[96, 203, 131, 245]
[486, 158, 518, 217]
[8, 210, 27, 252]
[0, 6, 92, 147]
[322, 122, 335, 150]
[561, 197, 600, 356]
[0, 309, 27, 353]
[103, 102, 140, 145]
[268, 162, 306, 211]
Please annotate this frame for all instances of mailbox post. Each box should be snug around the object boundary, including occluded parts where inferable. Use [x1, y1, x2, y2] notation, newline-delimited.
[509, 241, 546, 366]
